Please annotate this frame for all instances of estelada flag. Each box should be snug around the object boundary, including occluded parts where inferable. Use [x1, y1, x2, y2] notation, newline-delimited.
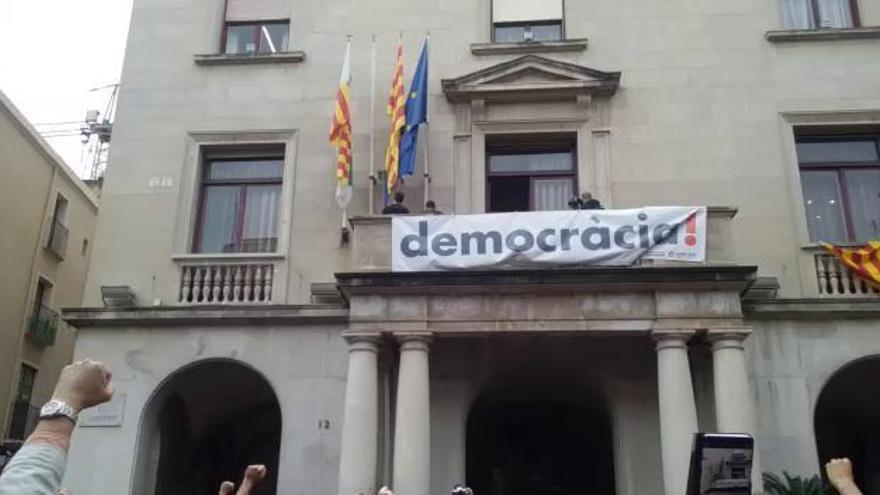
[329, 40, 352, 209]
[822, 241, 880, 289]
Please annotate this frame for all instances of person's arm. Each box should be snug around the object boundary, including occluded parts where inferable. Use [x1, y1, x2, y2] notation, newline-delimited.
[826, 458, 863, 495]
[0, 360, 113, 495]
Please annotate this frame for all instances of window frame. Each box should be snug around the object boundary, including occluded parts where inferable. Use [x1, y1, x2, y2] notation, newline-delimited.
[191, 148, 285, 254]
[793, 0, 861, 29]
[485, 135, 578, 212]
[7, 364, 38, 440]
[796, 133, 880, 243]
[46, 193, 69, 258]
[490, 0, 566, 42]
[221, 19, 290, 55]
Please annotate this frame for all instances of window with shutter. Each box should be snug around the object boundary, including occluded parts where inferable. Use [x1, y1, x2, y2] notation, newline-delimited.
[492, 0, 564, 43]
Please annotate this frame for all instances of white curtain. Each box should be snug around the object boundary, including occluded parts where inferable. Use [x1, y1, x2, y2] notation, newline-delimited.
[780, 0, 814, 29]
[242, 185, 281, 252]
[533, 178, 573, 211]
[817, 0, 854, 28]
[493, 0, 562, 23]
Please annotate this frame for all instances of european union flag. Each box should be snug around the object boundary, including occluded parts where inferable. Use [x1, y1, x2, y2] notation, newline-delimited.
[399, 39, 428, 177]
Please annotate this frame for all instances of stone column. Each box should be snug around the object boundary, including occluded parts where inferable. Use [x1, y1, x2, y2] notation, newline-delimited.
[392, 334, 431, 495]
[338, 336, 380, 495]
[654, 330, 699, 495]
[709, 327, 762, 493]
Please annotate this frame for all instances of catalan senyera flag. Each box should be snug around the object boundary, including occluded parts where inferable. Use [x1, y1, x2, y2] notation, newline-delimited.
[822, 241, 880, 289]
[330, 40, 352, 209]
[384, 37, 406, 196]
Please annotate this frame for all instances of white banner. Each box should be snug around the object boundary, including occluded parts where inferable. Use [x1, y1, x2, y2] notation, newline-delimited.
[391, 207, 707, 272]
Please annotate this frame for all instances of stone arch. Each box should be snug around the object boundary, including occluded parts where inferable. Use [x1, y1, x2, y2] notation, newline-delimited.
[814, 355, 880, 492]
[131, 358, 281, 495]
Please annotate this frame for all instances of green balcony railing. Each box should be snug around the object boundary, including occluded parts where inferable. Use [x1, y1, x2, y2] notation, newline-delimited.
[27, 304, 58, 347]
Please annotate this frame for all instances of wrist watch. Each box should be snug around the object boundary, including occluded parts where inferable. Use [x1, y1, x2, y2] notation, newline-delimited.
[39, 399, 79, 424]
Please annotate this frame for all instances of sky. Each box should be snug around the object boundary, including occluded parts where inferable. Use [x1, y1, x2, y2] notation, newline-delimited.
[0, 0, 133, 178]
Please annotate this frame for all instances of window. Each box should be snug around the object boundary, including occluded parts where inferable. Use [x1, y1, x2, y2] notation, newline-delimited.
[7, 365, 37, 440]
[47, 194, 69, 258]
[780, 0, 859, 30]
[193, 149, 284, 253]
[224, 21, 289, 55]
[796, 133, 880, 243]
[492, 0, 563, 42]
[487, 135, 576, 212]
[222, 0, 290, 55]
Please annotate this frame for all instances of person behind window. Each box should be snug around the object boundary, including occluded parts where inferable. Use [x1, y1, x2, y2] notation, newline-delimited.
[382, 191, 410, 214]
[568, 192, 604, 210]
[423, 200, 443, 215]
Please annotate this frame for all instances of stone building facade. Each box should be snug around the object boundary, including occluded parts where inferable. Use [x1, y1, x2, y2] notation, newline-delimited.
[62, 0, 880, 494]
[0, 90, 99, 453]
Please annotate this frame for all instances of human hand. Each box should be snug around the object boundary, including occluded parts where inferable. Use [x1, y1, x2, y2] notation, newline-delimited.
[219, 465, 267, 495]
[826, 458, 861, 494]
[52, 359, 113, 412]
[378, 487, 394, 495]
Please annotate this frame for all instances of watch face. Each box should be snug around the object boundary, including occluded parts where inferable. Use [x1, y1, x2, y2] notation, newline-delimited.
[41, 400, 62, 416]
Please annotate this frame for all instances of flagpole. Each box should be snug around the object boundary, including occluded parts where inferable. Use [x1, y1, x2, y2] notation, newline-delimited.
[368, 34, 377, 215]
[342, 35, 352, 236]
[422, 32, 431, 204]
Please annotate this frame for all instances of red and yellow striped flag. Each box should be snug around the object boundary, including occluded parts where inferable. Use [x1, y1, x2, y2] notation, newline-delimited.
[384, 37, 406, 195]
[330, 40, 352, 208]
[822, 241, 880, 290]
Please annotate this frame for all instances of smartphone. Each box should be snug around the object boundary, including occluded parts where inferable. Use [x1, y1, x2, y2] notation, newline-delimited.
[686, 433, 754, 495]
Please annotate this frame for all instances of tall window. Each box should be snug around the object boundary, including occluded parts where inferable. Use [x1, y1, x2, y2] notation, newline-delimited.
[7, 365, 37, 440]
[487, 135, 576, 212]
[797, 133, 880, 243]
[47, 194, 69, 258]
[780, 0, 859, 29]
[492, 0, 563, 42]
[223, 0, 290, 54]
[194, 149, 283, 254]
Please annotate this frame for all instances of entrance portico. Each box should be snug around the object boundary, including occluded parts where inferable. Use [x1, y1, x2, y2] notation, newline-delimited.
[334, 258, 761, 495]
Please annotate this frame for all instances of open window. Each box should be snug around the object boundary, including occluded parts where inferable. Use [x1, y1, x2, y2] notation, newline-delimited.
[47, 194, 69, 258]
[222, 0, 290, 55]
[780, 0, 860, 30]
[796, 130, 880, 243]
[486, 134, 576, 213]
[492, 0, 564, 42]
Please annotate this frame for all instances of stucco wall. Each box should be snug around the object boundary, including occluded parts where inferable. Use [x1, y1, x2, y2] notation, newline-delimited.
[747, 318, 880, 479]
[83, 0, 880, 307]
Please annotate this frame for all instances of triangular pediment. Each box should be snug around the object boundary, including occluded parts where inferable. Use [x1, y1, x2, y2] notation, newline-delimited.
[442, 55, 620, 103]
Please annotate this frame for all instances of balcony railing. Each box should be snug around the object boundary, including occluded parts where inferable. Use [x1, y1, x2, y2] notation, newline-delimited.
[179, 261, 276, 304]
[814, 252, 880, 298]
[47, 220, 68, 259]
[27, 304, 58, 347]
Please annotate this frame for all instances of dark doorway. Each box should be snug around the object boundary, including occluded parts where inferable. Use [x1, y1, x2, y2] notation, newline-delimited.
[815, 356, 880, 494]
[152, 361, 281, 494]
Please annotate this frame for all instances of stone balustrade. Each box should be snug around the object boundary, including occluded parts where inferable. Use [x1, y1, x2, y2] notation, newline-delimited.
[178, 260, 275, 304]
[814, 252, 880, 297]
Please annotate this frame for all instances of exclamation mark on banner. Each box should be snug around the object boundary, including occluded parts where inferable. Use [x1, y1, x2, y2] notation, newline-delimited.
[685, 213, 697, 247]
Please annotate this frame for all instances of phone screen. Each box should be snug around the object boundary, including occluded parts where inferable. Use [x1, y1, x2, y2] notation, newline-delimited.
[687, 433, 753, 495]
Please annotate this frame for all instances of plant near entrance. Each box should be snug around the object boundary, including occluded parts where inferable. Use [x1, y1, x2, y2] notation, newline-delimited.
[763, 472, 828, 495]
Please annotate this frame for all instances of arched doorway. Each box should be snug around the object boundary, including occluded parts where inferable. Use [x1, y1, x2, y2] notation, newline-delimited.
[465, 339, 616, 495]
[135, 360, 281, 494]
[815, 356, 880, 493]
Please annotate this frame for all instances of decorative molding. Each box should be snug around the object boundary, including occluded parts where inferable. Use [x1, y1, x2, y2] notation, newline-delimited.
[62, 305, 349, 328]
[765, 26, 880, 43]
[470, 38, 588, 56]
[744, 298, 880, 319]
[442, 54, 621, 103]
[194, 51, 306, 66]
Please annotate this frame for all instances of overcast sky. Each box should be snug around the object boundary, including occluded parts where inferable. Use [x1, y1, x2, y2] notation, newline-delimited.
[0, 0, 133, 178]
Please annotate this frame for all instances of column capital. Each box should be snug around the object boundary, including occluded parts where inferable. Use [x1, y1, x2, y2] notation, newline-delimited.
[707, 326, 752, 351]
[396, 333, 432, 352]
[344, 334, 381, 353]
[652, 329, 696, 350]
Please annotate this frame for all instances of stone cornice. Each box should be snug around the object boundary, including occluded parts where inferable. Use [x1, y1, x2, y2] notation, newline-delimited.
[62, 304, 349, 328]
[765, 26, 880, 43]
[194, 51, 306, 66]
[470, 38, 588, 56]
[743, 298, 880, 319]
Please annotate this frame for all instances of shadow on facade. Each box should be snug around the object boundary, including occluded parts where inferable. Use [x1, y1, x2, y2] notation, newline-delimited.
[134, 359, 281, 495]
[815, 355, 880, 493]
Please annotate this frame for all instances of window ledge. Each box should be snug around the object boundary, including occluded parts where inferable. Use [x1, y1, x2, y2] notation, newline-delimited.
[193, 51, 306, 66]
[470, 38, 588, 56]
[802, 242, 869, 252]
[171, 253, 285, 262]
[765, 26, 880, 43]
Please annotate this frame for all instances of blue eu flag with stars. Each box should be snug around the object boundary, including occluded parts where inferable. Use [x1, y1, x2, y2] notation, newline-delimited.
[399, 38, 428, 177]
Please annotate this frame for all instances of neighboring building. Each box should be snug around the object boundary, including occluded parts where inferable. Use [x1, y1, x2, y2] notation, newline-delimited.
[0, 90, 99, 449]
[62, 0, 880, 494]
